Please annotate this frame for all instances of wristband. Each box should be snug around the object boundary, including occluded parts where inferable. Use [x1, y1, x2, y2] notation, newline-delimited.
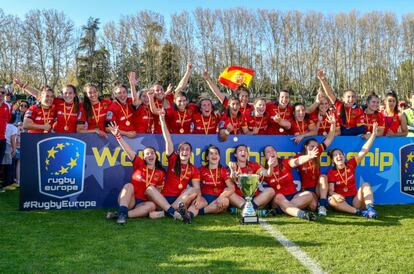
[115, 133, 122, 140]
[224, 129, 230, 135]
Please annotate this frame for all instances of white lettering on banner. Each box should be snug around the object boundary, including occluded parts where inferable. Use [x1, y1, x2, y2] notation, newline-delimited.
[23, 200, 96, 210]
[47, 177, 76, 185]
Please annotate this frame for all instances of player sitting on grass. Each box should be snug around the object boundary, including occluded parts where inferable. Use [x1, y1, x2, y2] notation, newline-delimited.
[327, 123, 378, 218]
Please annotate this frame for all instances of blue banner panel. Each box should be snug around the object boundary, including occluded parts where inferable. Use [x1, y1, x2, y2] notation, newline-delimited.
[20, 133, 414, 210]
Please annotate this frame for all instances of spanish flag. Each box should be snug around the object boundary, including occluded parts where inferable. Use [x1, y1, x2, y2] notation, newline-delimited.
[218, 66, 255, 90]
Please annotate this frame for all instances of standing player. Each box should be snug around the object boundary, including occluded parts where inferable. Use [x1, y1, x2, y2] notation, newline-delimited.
[106, 73, 140, 138]
[317, 70, 365, 135]
[327, 123, 378, 218]
[381, 91, 407, 136]
[218, 97, 246, 141]
[266, 90, 293, 135]
[23, 88, 55, 133]
[307, 91, 341, 136]
[243, 98, 270, 135]
[191, 98, 220, 134]
[77, 83, 110, 136]
[359, 93, 385, 139]
[290, 102, 317, 144]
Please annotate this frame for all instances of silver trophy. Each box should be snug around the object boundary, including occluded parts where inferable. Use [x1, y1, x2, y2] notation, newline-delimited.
[238, 174, 260, 224]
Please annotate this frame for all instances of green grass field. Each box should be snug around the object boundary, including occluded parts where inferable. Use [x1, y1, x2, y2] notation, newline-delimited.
[1, 191, 414, 273]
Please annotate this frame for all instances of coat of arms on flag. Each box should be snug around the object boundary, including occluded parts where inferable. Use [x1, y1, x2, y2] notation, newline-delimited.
[218, 66, 255, 90]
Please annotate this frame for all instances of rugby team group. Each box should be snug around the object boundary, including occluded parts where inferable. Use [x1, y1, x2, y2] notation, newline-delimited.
[1, 64, 413, 224]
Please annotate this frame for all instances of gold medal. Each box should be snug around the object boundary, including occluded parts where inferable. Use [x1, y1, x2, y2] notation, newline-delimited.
[279, 128, 284, 133]
[125, 120, 130, 126]
[276, 184, 281, 190]
[179, 128, 184, 133]
[323, 131, 327, 136]
[178, 183, 183, 190]
[343, 186, 348, 192]
[64, 125, 69, 131]
[233, 136, 238, 142]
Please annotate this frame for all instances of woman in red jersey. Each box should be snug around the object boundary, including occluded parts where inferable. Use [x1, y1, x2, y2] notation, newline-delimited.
[14, 79, 80, 133]
[146, 111, 200, 223]
[218, 97, 247, 141]
[360, 93, 385, 139]
[191, 98, 220, 134]
[187, 145, 235, 217]
[243, 98, 270, 135]
[228, 144, 276, 212]
[262, 145, 319, 221]
[52, 84, 80, 133]
[106, 75, 140, 138]
[132, 88, 156, 134]
[381, 91, 407, 136]
[105, 122, 166, 225]
[23, 88, 55, 133]
[150, 64, 193, 133]
[327, 123, 378, 219]
[290, 102, 317, 144]
[294, 112, 336, 216]
[307, 91, 341, 136]
[317, 70, 365, 135]
[77, 83, 110, 137]
[266, 90, 293, 135]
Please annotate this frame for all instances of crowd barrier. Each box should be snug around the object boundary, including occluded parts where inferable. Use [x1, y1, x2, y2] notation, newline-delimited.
[20, 133, 414, 210]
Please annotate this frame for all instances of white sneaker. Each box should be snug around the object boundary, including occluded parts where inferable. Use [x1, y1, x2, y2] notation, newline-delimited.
[318, 206, 327, 216]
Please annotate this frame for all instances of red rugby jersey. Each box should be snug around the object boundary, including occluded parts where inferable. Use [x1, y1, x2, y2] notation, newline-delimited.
[25, 104, 55, 133]
[131, 156, 166, 201]
[263, 159, 296, 196]
[199, 166, 231, 195]
[162, 152, 200, 197]
[327, 157, 358, 197]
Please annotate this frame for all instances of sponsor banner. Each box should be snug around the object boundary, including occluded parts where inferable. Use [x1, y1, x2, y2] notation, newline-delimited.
[20, 134, 414, 210]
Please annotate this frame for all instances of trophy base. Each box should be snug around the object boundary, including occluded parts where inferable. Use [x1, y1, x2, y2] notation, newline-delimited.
[241, 215, 259, 224]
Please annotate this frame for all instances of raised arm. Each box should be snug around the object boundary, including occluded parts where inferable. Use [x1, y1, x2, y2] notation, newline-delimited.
[107, 121, 136, 161]
[203, 69, 226, 104]
[317, 70, 337, 105]
[159, 111, 174, 156]
[127, 71, 141, 107]
[147, 89, 163, 115]
[306, 89, 323, 114]
[174, 63, 192, 94]
[14, 78, 40, 99]
[356, 122, 377, 163]
[288, 147, 319, 168]
[322, 112, 337, 148]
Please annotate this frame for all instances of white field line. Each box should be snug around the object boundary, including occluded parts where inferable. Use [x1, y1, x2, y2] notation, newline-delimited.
[260, 219, 326, 274]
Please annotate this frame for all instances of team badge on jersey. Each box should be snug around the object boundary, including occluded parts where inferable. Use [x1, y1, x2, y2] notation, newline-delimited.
[37, 137, 86, 198]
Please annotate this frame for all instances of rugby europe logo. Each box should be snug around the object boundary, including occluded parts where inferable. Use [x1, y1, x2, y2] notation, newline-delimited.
[400, 144, 414, 197]
[37, 137, 86, 199]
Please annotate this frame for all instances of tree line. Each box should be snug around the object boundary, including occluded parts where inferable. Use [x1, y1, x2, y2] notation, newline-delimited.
[1, 8, 414, 102]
